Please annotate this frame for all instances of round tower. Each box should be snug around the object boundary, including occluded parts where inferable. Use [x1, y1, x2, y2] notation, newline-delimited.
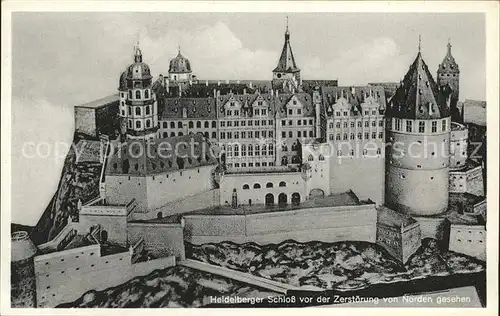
[118, 43, 158, 140]
[386, 49, 451, 216]
[11, 231, 37, 308]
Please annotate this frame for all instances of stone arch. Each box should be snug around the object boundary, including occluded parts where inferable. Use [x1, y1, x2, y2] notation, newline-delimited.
[278, 193, 287, 205]
[265, 193, 274, 206]
[309, 189, 325, 198]
[292, 193, 301, 205]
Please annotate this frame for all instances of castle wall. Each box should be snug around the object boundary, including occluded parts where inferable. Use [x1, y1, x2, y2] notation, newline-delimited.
[34, 244, 175, 307]
[75, 107, 96, 137]
[449, 224, 486, 261]
[127, 222, 185, 260]
[95, 101, 120, 136]
[401, 224, 421, 263]
[413, 216, 451, 242]
[184, 204, 377, 245]
[219, 172, 306, 205]
[145, 165, 215, 211]
[450, 123, 468, 169]
[449, 165, 484, 196]
[376, 224, 403, 262]
[105, 175, 148, 212]
[132, 189, 220, 221]
[330, 156, 385, 204]
[78, 214, 128, 246]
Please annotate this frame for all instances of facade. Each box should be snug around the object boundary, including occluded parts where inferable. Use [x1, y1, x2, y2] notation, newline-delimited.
[385, 50, 452, 216]
[118, 45, 159, 140]
[376, 207, 421, 263]
[322, 86, 386, 204]
[449, 224, 486, 260]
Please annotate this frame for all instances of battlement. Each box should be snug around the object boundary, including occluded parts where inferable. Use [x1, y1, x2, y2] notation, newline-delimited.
[80, 197, 137, 217]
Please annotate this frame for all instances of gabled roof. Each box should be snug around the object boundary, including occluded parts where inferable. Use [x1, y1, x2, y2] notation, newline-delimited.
[320, 86, 386, 117]
[162, 97, 217, 120]
[273, 29, 300, 73]
[388, 52, 450, 120]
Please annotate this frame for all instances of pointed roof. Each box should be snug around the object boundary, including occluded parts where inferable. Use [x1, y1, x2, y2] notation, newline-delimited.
[438, 40, 459, 74]
[388, 52, 450, 120]
[273, 23, 300, 73]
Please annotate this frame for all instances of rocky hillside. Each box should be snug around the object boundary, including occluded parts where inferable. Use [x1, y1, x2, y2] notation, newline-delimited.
[19, 135, 103, 244]
[186, 238, 485, 291]
[58, 266, 278, 308]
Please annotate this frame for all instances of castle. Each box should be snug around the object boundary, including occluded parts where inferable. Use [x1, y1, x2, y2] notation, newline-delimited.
[12, 24, 486, 308]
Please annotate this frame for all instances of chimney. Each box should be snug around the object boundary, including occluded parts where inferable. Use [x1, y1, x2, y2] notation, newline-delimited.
[226, 79, 229, 84]
[206, 80, 209, 86]
[166, 79, 170, 93]
[218, 80, 221, 86]
[249, 81, 253, 89]
[213, 88, 217, 98]
[189, 79, 192, 85]
[237, 80, 240, 84]
[243, 88, 247, 95]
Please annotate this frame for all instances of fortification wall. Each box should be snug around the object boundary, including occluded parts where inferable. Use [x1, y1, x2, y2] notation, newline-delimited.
[184, 205, 377, 245]
[449, 166, 484, 196]
[105, 175, 148, 212]
[145, 166, 215, 210]
[413, 216, 450, 242]
[35, 248, 175, 307]
[330, 156, 385, 204]
[132, 189, 220, 221]
[219, 172, 306, 206]
[449, 225, 486, 261]
[127, 222, 185, 260]
[75, 107, 96, 137]
[79, 214, 128, 246]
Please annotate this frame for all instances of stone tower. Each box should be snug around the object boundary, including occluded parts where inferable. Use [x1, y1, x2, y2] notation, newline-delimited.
[118, 43, 159, 140]
[437, 40, 461, 122]
[385, 48, 452, 216]
[168, 46, 193, 83]
[272, 18, 301, 93]
[11, 231, 37, 307]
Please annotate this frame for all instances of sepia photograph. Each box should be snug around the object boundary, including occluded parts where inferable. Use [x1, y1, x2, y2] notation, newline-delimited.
[1, 1, 498, 314]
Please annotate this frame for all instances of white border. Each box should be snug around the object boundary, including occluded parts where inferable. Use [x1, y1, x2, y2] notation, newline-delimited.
[1, 1, 498, 316]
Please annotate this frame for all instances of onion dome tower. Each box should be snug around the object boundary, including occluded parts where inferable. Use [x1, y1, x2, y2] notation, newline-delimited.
[118, 43, 159, 140]
[385, 41, 452, 216]
[168, 46, 193, 82]
[11, 231, 37, 307]
[272, 17, 301, 92]
[437, 39, 461, 122]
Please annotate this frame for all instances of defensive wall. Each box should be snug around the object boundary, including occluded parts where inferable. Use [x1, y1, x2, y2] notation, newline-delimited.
[183, 203, 377, 245]
[127, 222, 185, 260]
[449, 224, 486, 261]
[449, 164, 484, 196]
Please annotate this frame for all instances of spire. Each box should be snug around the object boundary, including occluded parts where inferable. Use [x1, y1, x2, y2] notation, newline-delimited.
[273, 17, 299, 73]
[438, 38, 459, 73]
[389, 51, 450, 120]
[418, 34, 421, 53]
[447, 37, 452, 54]
[134, 40, 142, 63]
[177, 44, 181, 55]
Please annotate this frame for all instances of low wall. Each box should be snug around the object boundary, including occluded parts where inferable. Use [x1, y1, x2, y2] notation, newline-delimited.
[184, 205, 377, 245]
[36, 253, 175, 307]
[127, 222, 185, 260]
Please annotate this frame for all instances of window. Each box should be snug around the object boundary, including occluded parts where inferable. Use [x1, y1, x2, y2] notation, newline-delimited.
[350, 122, 355, 128]
[377, 148, 381, 155]
[406, 120, 413, 133]
[396, 119, 401, 131]
[336, 122, 341, 128]
[261, 120, 266, 126]
[255, 145, 260, 156]
[279, 181, 286, 187]
[282, 120, 286, 126]
[145, 90, 149, 98]
[309, 131, 313, 137]
[241, 121, 246, 127]
[255, 109, 260, 116]
[308, 155, 314, 161]
[248, 120, 253, 126]
[234, 145, 239, 156]
[364, 121, 369, 128]
[146, 106, 151, 115]
[227, 121, 232, 127]
[350, 133, 355, 140]
[128, 120, 132, 128]
[432, 121, 437, 133]
[241, 145, 246, 156]
[288, 109, 293, 115]
[329, 134, 334, 140]
[289, 131, 293, 138]
[243, 184, 250, 190]
[372, 132, 376, 139]
[235, 131, 240, 139]
[255, 120, 260, 126]
[442, 120, 447, 132]
[344, 122, 348, 128]
[220, 132, 225, 139]
[253, 183, 261, 189]
[357, 121, 362, 128]
[136, 121, 141, 129]
[378, 132, 383, 139]
[372, 121, 376, 127]
[269, 120, 273, 125]
[269, 144, 274, 155]
[135, 107, 141, 115]
[262, 109, 267, 115]
[248, 144, 253, 156]
[196, 121, 201, 128]
[234, 110, 240, 116]
[358, 133, 362, 140]
[212, 121, 216, 128]
[220, 121, 225, 127]
[269, 131, 273, 138]
[343, 111, 348, 116]
[379, 120, 384, 127]
[136, 90, 141, 99]
[309, 119, 313, 125]
[255, 131, 260, 138]
[337, 150, 342, 156]
[364, 110, 369, 116]
[298, 131, 302, 138]
[178, 122, 182, 128]
[266, 182, 273, 188]
[343, 133, 348, 140]
[336, 134, 341, 140]
[336, 111, 341, 116]
[419, 121, 425, 133]
[319, 155, 325, 161]
[128, 90, 132, 99]
[241, 131, 246, 139]
[146, 120, 151, 128]
[189, 121, 194, 128]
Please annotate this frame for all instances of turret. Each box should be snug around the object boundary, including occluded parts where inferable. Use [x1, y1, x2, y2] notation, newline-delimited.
[272, 17, 301, 92]
[11, 231, 37, 307]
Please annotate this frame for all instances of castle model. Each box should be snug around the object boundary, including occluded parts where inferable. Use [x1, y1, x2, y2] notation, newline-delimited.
[12, 24, 486, 308]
